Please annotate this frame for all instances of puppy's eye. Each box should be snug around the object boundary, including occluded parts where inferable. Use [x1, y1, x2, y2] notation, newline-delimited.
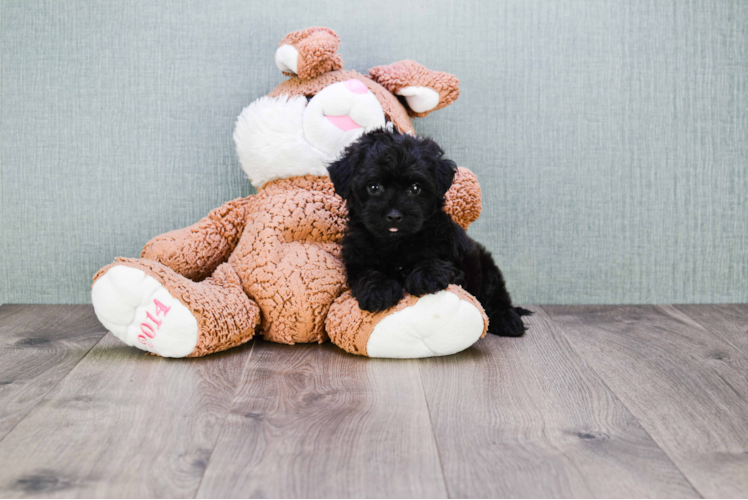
[408, 183, 421, 196]
[367, 184, 383, 195]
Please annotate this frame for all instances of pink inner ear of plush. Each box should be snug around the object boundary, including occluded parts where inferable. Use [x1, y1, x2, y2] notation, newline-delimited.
[326, 115, 363, 131]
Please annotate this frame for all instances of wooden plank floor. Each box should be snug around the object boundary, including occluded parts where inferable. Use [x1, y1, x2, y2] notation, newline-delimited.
[0, 303, 746, 498]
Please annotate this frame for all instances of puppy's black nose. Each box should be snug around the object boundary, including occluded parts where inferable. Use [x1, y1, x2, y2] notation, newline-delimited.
[386, 209, 403, 222]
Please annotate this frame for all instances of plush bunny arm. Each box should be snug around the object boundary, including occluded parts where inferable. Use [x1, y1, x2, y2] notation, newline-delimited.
[141, 197, 255, 281]
[444, 167, 482, 230]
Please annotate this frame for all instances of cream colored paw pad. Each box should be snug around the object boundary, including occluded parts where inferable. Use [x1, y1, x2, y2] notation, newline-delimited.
[92, 266, 198, 358]
[366, 290, 484, 358]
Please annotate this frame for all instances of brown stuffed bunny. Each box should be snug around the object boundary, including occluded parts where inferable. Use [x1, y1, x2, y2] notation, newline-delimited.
[91, 27, 487, 358]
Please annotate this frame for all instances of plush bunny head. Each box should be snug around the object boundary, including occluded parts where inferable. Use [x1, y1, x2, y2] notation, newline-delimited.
[234, 27, 460, 188]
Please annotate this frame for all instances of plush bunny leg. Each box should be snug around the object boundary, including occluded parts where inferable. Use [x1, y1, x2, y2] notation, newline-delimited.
[140, 197, 253, 282]
[325, 285, 487, 358]
[92, 258, 260, 357]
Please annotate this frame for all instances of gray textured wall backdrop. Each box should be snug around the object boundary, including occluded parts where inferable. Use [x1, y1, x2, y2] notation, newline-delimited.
[1, 0, 747, 305]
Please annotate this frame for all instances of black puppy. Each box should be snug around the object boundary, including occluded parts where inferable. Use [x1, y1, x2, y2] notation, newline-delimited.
[328, 129, 530, 337]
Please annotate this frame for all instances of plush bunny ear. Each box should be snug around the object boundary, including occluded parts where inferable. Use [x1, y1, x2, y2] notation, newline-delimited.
[368, 60, 460, 117]
[275, 27, 344, 79]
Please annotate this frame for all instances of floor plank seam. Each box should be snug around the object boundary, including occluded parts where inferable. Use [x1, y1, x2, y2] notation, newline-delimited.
[0, 328, 109, 447]
[417, 361, 451, 499]
[672, 305, 748, 360]
[193, 339, 257, 499]
[537, 306, 706, 499]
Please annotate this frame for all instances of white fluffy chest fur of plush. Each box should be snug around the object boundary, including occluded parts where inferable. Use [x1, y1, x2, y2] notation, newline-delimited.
[234, 80, 387, 188]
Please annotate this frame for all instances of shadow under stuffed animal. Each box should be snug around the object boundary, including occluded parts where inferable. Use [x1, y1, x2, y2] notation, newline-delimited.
[92, 26, 487, 358]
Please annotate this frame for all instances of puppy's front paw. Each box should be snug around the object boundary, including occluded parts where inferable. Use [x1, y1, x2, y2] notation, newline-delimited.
[404, 260, 457, 297]
[353, 272, 404, 313]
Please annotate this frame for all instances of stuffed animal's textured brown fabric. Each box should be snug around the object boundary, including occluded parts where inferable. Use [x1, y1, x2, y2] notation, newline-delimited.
[369, 60, 460, 117]
[91, 27, 487, 359]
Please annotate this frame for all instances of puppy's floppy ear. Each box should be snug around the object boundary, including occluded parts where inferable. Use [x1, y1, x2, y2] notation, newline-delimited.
[328, 143, 364, 200]
[435, 157, 458, 197]
[417, 135, 457, 197]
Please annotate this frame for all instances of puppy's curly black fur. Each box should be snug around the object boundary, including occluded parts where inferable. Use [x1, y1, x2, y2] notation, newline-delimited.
[328, 129, 530, 337]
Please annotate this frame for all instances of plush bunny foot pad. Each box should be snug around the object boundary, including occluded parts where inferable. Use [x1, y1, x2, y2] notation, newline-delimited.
[92, 266, 198, 358]
[366, 290, 484, 358]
